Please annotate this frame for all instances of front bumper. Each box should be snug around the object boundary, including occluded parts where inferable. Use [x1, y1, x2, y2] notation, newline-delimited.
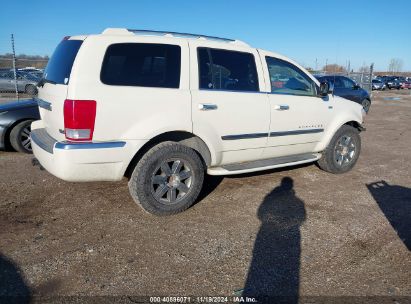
[31, 126, 142, 182]
[0, 125, 6, 150]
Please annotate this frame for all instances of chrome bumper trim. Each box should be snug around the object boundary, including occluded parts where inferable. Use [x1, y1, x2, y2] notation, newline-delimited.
[55, 141, 126, 150]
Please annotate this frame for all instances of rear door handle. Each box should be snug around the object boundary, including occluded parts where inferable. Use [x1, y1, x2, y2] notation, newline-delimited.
[199, 103, 218, 111]
[274, 104, 289, 111]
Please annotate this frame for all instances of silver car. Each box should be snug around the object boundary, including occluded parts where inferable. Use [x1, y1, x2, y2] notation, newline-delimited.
[372, 79, 386, 91]
[0, 70, 39, 95]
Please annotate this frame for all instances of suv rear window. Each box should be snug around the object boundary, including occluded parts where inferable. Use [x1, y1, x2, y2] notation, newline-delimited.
[44, 39, 83, 85]
[101, 43, 181, 88]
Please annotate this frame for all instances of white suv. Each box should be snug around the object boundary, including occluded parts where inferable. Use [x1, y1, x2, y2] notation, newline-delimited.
[32, 28, 365, 215]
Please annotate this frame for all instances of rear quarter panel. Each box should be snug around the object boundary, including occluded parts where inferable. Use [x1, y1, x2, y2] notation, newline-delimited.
[67, 35, 192, 142]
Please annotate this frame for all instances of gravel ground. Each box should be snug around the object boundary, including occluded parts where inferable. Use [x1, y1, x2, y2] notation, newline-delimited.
[0, 90, 410, 303]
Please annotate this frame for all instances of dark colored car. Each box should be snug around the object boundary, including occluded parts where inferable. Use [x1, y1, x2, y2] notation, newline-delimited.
[380, 76, 401, 90]
[0, 99, 40, 153]
[315, 75, 371, 113]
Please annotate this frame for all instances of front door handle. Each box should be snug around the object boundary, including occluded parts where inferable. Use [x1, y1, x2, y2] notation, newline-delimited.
[274, 104, 289, 111]
[199, 103, 218, 111]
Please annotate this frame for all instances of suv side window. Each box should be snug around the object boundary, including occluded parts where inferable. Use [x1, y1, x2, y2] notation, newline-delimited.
[101, 43, 181, 88]
[342, 77, 355, 89]
[198, 48, 259, 92]
[266, 57, 316, 96]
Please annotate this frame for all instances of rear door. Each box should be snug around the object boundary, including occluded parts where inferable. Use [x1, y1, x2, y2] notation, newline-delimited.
[189, 42, 270, 165]
[37, 38, 84, 140]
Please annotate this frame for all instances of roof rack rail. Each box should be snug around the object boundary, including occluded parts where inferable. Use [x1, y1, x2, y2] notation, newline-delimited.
[101, 28, 249, 46]
[126, 29, 248, 45]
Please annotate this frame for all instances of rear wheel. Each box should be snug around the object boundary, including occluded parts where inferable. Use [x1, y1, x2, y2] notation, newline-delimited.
[128, 142, 205, 216]
[10, 120, 34, 153]
[317, 125, 361, 174]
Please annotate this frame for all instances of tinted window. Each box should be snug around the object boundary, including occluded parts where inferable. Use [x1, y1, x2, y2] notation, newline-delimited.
[101, 43, 181, 88]
[198, 48, 259, 92]
[266, 57, 316, 96]
[342, 77, 355, 89]
[44, 40, 83, 85]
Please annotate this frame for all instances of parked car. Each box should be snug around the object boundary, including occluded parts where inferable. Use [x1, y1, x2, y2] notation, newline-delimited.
[18, 68, 44, 79]
[402, 80, 411, 89]
[0, 71, 39, 95]
[315, 75, 371, 113]
[32, 28, 365, 215]
[382, 76, 401, 90]
[397, 77, 407, 89]
[0, 99, 40, 153]
[372, 79, 386, 91]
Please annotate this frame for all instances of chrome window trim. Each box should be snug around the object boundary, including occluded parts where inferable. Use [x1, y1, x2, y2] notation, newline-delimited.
[198, 89, 321, 98]
[199, 88, 265, 94]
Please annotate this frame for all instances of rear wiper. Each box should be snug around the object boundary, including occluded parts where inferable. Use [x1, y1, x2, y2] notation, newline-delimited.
[37, 78, 56, 87]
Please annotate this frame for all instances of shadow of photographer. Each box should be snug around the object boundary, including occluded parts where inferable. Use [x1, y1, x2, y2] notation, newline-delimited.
[243, 177, 305, 303]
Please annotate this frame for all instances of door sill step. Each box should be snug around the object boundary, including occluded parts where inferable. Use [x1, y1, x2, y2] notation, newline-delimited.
[207, 153, 321, 176]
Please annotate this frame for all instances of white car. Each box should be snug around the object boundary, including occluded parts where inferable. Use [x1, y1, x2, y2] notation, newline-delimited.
[31, 28, 366, 215]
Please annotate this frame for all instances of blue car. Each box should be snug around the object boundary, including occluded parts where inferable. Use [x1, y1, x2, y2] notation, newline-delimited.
[315, 75, 371, 113]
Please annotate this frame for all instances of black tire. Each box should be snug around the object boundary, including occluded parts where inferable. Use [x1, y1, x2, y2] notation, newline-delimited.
[10, 120, 34, 153]
[128, 141, 205, 216]
[317, 125, 361, 174]
[361, 99, 371, 113]
[25, 84, 37, 95]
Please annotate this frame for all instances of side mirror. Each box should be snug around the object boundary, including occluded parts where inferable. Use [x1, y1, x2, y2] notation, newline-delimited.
[353, 84, 360, 90]
[319, 81, 333, 96]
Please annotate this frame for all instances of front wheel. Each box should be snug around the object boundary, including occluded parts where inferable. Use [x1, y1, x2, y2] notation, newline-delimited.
[361, 99, 371, 113]
[128, 142, 205, 216]
[317, 125, 361, 174]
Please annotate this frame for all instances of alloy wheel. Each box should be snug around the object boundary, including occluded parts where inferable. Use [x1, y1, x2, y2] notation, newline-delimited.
[151, 159, 193, 204]
[334, 135, 356, 167]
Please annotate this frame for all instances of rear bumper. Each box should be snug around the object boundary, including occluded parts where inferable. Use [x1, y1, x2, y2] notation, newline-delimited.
[31, 126, 144, 182]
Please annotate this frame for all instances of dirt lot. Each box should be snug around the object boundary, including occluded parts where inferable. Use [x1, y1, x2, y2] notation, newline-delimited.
[1, 90, 410, 303]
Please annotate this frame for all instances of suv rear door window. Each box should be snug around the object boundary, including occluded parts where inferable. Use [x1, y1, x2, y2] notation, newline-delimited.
[44, 39, 83, 85]
[101, 43, 181, 88]
[198, 48, 259, 92]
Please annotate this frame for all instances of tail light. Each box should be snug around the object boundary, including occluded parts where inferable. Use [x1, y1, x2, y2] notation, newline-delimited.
[64, 99, 96, 141]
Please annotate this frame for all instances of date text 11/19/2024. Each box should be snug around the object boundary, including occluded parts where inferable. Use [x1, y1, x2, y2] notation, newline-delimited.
[149, 296, 257, 303]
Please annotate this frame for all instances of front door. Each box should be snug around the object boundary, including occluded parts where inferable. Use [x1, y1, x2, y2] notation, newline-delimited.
[260, 53, 332, 158]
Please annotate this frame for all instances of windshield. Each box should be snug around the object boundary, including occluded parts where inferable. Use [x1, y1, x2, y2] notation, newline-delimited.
[44, 39, 83, 85]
